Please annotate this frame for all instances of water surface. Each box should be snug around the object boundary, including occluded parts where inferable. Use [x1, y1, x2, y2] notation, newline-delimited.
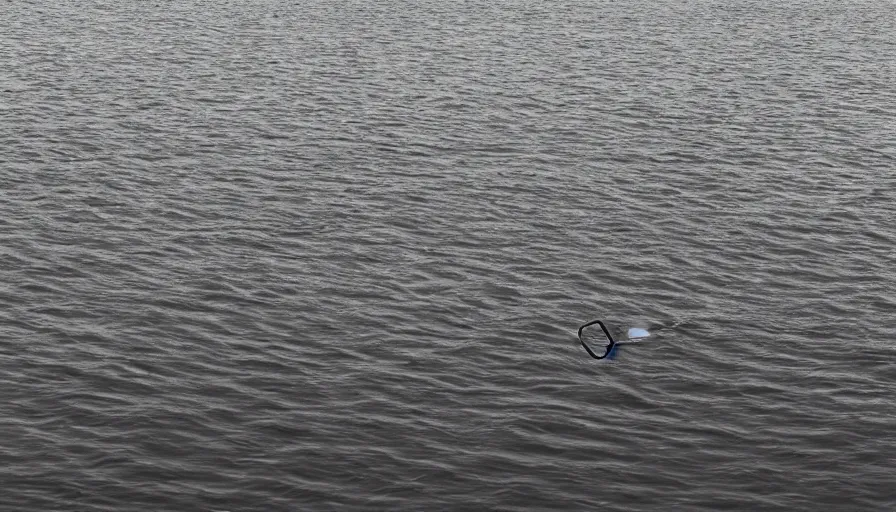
[2, 1, 895, 510]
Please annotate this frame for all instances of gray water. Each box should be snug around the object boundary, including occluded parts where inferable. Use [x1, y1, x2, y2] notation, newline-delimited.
[2, 1, 895, 510]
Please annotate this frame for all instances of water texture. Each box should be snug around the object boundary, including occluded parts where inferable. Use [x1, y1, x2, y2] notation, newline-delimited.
[2, 1, 895, 510]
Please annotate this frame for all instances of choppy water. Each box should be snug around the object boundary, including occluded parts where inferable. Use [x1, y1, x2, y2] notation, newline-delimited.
[2, 1, 895, 510]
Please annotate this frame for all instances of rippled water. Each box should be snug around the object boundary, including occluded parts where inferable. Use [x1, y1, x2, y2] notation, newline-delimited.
[2, 1, 895, 510]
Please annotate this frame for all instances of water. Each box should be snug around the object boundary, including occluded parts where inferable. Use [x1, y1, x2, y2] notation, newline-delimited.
[2, 1, 895, 510]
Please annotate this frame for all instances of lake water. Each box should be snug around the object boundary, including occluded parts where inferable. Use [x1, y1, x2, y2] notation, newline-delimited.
[2, 1, 895, 510]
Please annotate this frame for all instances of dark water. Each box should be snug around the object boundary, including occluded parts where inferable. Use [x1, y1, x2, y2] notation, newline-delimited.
[2, 1, 895, 510]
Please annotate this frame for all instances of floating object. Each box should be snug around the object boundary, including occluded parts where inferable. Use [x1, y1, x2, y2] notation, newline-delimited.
[577, 319, 616, 360]
[578, 320, 649, 360]
[627, 327, 650, 339]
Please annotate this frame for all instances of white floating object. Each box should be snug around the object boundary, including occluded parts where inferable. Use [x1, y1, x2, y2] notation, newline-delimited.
[627, 328, 650, 339]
